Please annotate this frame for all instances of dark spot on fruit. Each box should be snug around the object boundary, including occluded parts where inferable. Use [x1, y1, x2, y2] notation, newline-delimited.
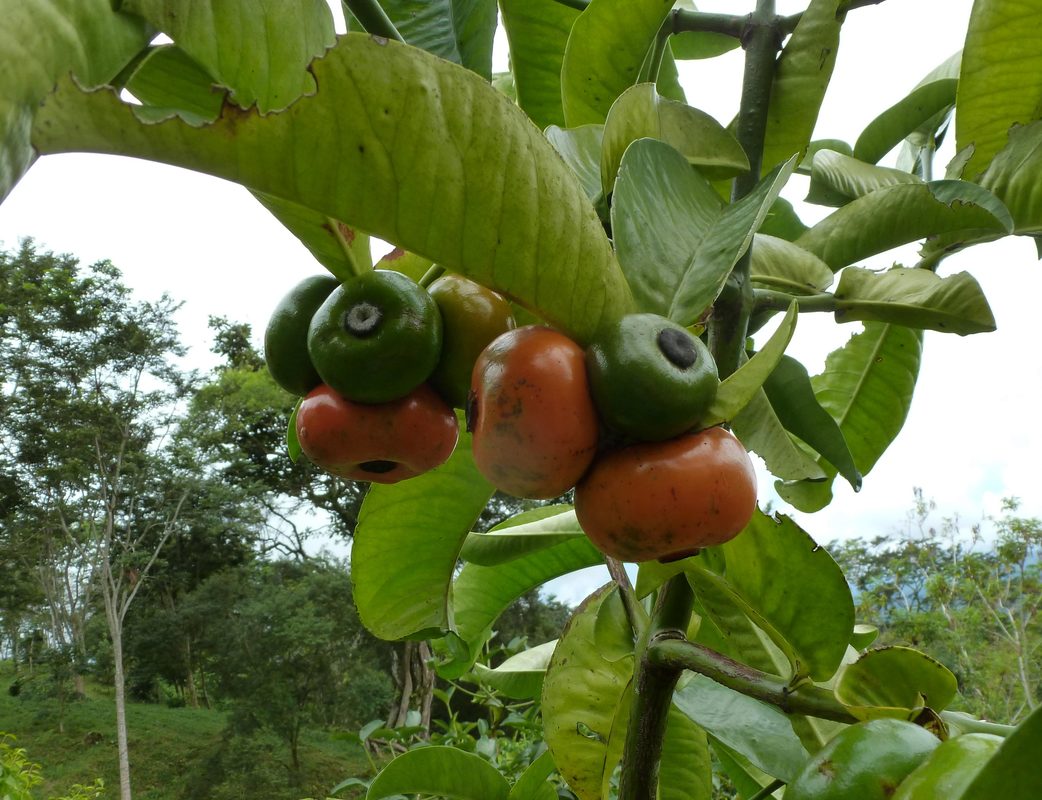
[359, 460, 398, 474]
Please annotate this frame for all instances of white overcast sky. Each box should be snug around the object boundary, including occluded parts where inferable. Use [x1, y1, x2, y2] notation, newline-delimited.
[1, 1, 1039, 604]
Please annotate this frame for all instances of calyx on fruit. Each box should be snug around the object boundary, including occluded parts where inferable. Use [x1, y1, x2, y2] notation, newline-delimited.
[586, 313, 719, 442]
[468, 325, 599, 499]
[307, 269, 442, 404]
[264, 274, 340, 396]
[574, 426, 756, 562]
[296, 383, 458, 484]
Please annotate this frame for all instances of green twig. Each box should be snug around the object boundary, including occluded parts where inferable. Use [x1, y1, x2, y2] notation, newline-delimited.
[342, 0, 405, 42]
[749, 779, 786, 800]
[752, 290, 836, 315]
[648, 638, 859, 724]
[940, 711, 1017, 737]
[418, 265, 446, 288]
[672, 10, 747, 39]
[617, 578, 694, 800]
[637, 18, 673, 85]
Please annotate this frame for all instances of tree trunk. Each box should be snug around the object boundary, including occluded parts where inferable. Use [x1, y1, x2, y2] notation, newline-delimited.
[183, 636, 199, 708]
[111, 624, 134, 800]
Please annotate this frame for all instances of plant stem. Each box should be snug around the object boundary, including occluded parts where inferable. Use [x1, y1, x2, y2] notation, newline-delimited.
[637, 19, 673, 85]
[648, 638, 859, 723]
[672, 10, 747, 39]
[749, 779, 786, 800]
[617, 578, 694, 800]
[604, 557, 648, 638]
[710, 0, 780, 379]
[940, 711, 1017, 737]
[418, 265, 446, 288]
[753, 289, 836, 314]
[342, 0, 405, 42]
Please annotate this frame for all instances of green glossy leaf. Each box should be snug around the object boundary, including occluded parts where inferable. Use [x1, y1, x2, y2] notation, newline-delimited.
[704, 302, 798, 427]
[375, 247, 433, 282]
[674, 674, 809, 782]
[509, 750, 558, 800]
[0, 0, 150, 201]
[761, 0, 843, 173]
[670, 30, 740, 61]
[498, 0, 577, 128]
[799, 138, 853, 173]
[459, 507, 583, 566]
[593, 586, 636, 662]
[851, 624, 879, 651]
[121, 0, 334, 114]
[545, 124, 604, 204]
[835, 646, 959, 721]
[777, 323, 922, 512]
[601, 83, 747, 195]
[759, 197, 809, 241]
[253, 191, 371, 281]
[710, 740, 777, 800]
[960, 704, 1042, 798]
[34, 35, 634, 343]
[124, 45, 223, 124]
[542, 586, 634, 800]
[658, 703, 713, 800]
[806, 150, 923, 207]
[561, 0, 674, 126]
[733, 387, 828, 483]
[834, 266, 996, 335]
[612, 139, 794, 322]
[721, 512, 854, 681]
[353, 431, 494, 641]
[366, 746, 510, 800]
[437, 537, 605, 678]
[763, 354, 860, 490]
[855, 77, 959, 165]
[471, 640, 557, 700]
[796, 181, 1013, 271]
[286, 398, 302, 463]
[956, 0, 1042, 179]
[977, 119, 1042, 233]
[377, 0, 497, 80]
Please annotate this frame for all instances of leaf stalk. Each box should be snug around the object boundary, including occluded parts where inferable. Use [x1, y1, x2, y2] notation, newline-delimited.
[342, 0, 406, 42]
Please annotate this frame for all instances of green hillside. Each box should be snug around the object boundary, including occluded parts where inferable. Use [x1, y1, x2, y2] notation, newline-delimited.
[0, 662, 370, 800]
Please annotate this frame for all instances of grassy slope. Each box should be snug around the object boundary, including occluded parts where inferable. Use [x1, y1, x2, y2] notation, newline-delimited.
[0, 661, 370, 800]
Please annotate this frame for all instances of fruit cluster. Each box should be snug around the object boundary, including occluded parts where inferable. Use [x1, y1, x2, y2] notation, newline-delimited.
[264, 269, 514, 484]
[265, 269, 757, 562]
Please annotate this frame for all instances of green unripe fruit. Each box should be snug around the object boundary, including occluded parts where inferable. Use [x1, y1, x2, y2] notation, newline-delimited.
[307, 269, 442, 404]
[264, 274, 340, 396]
[586, 313, 719, 441]
[891, 733, 1002, 799]
[786, 719, 940, 800]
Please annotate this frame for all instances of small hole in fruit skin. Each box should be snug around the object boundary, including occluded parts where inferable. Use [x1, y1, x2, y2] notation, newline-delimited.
[359, 459, 398, 474]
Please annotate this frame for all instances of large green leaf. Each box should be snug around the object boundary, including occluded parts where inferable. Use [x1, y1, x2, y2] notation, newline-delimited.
[718, 511, 854, 682]
[795, 181, 1013, 271]
[749, 234, 834, 296]
[658, 704, 713, 800]
[542, 586, 634, 800]
[121, 0, 335, 113]
[761, 0, 843, 173]
[561, 0, 674, 126]
[366, 746, 510, 800]
[377, 0, 498, 80]
[956, 0, 1042, 180]
[977, 119, 1042, 233]
[33, 35, 634, 343]
[806, 150, 923, 207]
[834, 266, 996, 335]
[762, 355, 860, 490]
[0, 0, 150, 201]
[600, 83, 747, 196]
[498, 0, 577, 128]
[835, 646, 959, 721]
[960, 704, 1042, 798]
[353, 431, 494, 641]
[855, 73, 959, 165]
[459, 507, 582, 566]
[732, 388, 828, 483]
[778, 322, 923, 512]
[674, 675, 809, 783]
[471, 640, 557, 700]
[545, 124, 605, 204]
[437, 537, 605, 678]
[509, 750, 558, 800]
[124, 44, 224, 124]
[612, 139, 794, 323]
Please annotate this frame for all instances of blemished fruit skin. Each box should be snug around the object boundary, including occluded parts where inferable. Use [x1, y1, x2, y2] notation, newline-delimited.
[427, 273, 515, 408]
[307, 269, 442, 404]
[785, 719, 941, 800]
[295, 383, 458, 484]
[891, 733, 1003, 800]
[574, 426, 756, 562]
[586, 313, 719, 441]
[264, 274, 340, 396]
[468, 325, 599, 499]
